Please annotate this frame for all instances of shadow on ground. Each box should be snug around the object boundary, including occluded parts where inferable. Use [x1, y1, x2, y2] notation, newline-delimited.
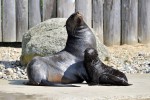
[0, 91, 45, 100]
[0, 42, 21, 48]
[8, 80, 27, 86]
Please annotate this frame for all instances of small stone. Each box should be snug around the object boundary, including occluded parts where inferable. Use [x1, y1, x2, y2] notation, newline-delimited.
[17, 71, 22, 78]
[4, 68, 13, 75]
[0, 72, 3, 79]
[138, 52, 146, 57]
[11, 61, 15, 65]
[2, 74, 8, 80]
[15, 60, 21, 66]
[12, 73, 18, 79]
[0, 64, 5, 71]
[7, 75, 12, 80]
[22, 75, 28, 79]
[21, 70, 26, 75]
[13, 68, 17, 73]
[24, 68, 27, 72]
[15, 67, 21, 71]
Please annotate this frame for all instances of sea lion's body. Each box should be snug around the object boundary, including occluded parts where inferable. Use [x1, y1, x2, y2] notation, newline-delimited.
[26, 12, 96, 86]
[84, 48, 130, 86]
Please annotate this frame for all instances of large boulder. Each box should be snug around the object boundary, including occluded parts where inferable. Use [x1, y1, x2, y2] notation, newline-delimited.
[21, 18, 109, 66]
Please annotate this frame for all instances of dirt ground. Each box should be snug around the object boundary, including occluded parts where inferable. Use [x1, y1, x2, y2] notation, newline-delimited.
[0, 43, 150, 69]
[0, 43, 150, 62]
[107, 43, 150, 59]
[0, 47, 21, 61]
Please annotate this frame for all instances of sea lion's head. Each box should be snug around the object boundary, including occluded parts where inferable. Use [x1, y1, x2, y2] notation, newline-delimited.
[84, 48, 98, 62]
[66, 12, 84, 34]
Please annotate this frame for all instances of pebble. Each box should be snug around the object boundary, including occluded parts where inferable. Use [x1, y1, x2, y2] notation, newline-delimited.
[4, 68, 14, 75]
[0, 65, 5, 71]
[0, 61, 27, 80]
[7, 75, 12, 80]
[12, 73, 18, 79]
[0, 72, 2, 79]
[15, 67, 21, 71]
[15, 60, 21, 66]
[2, 74, 8, 80]
[13, 68, 17, 73]
[21, 70, 26, 75]
[17, 71, 23, 78]
[22, 75, 28, 79]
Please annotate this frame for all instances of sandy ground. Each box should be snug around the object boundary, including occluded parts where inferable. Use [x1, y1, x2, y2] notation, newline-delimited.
[105, 43, 150, 68]
[0, 44, 150, 62]
[0, 74, 150, 100]
[108, 43, 150, 55]
[0, 47, 21, 61]
[0, 43, 150, 65]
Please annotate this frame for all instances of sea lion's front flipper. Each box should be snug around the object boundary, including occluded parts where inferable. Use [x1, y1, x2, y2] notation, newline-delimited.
[40, 80, 80, 87]
[99, 74, 131, 86]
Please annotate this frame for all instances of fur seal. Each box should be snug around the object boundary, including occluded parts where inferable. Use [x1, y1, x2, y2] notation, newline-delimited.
[26, 12, 96, 87]
[84, 48, 131, 86]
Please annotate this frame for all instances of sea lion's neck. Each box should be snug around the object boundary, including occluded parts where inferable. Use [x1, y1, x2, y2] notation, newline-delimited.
[84, 57, 100, 66]
[64, 25, 96, 59]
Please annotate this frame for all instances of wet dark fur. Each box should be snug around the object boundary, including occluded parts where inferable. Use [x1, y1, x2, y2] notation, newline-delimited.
[25, 12, 96, 87]
[84, 48, 131, 86]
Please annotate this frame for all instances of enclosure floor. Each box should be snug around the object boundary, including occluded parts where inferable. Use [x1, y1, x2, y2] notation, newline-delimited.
[0, 74, 150, 100]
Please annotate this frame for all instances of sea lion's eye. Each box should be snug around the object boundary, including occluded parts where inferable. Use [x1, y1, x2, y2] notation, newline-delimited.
[76, 12, 79, 14]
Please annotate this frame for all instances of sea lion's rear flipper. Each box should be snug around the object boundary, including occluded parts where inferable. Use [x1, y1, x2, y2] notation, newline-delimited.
[40, 80, 79, 87]
[99, 74, 131, 86]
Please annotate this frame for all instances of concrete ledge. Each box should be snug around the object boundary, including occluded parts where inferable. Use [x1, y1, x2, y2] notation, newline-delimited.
[0, 74, 150, 100]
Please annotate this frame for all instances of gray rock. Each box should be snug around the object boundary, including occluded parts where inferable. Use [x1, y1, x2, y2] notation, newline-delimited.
[21, 18, 109, 66]
[17, 71, 23, 78]
[13, 68, 17, 73]
[0, 64, 5, 71]
[7, 75, 12, 80]
[4, 68, 13, 75]
[2, 74, 7, 80]
[0, 72, 2, 79]
[15, 60, 21, 66]
[22, 75, 28, 79]
[15, 67, 21, 71]
[20, 69, 26, 75]
[12, 73, 18, 79]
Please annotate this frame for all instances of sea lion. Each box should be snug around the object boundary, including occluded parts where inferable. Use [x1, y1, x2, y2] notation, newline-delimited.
[84, 48, 131, 86]
[26, 12, 96, 87]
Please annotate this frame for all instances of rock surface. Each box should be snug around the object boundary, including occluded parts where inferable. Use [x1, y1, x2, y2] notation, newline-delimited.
[21, 18, 109, 66]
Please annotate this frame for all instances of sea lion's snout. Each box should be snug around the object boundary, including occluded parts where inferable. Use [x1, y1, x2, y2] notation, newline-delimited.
[69, 11, 82, 19]
[76, 11, 80, 14]
[73, 11, 83, 25]
[85, 48, 97, 56]
[75, 11, 82, 17]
